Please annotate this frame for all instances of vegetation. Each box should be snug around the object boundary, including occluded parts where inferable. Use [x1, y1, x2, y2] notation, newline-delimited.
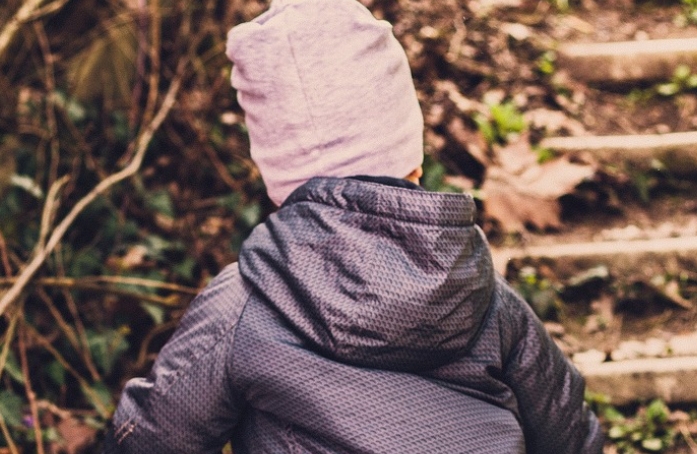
[1, 0, 697, 451]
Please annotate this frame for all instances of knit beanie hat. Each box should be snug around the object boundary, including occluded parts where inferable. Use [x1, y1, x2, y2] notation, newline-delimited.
[225, 0, 424, 206]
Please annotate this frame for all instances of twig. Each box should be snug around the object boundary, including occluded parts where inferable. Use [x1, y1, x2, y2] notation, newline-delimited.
[0, 310, 20, 382]
[19, 321, 45, 454]
[0, 275, 199, 294]
[0, 276, 189, 308]
[0, 230, 12, 277]
[130, 0, 148, 129]
[24, 0, 71, 22]
[33, 21, 60, 187]
[0, 0, 72, 59]
[0, 0, 45, 60]
[0, 60, 187, 317]
[36, 400, 72, 420]
[52, 248, 101, 382]
[23, 323, 110, 419]
[0, 410, 20, 454]
[180, 109, 242, 192]
[680, 423, 697, 454]
[135, 319, 178, 370]
[144, 0, 162, 127]
[82, 275, 200, 294]
[35, 176, 69, 255]
[36, 288, 101, 382]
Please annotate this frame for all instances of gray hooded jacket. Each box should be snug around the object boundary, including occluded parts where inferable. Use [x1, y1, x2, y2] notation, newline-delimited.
[104, 176, 604, 453]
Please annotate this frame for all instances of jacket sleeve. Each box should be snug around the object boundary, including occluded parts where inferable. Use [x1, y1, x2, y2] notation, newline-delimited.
[495, 275, 604, 454]
[102, 263, 251, 454]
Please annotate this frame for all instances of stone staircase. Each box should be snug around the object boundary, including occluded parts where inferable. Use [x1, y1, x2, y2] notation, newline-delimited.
[491, 35, 697, 406]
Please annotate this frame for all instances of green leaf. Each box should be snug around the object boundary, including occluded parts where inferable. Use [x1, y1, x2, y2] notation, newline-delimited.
[603, 406, 625, 423]
[474, 114, 497, 145]
[674, 64, 691, 81]
[81, 381, 113, 418]
[0, 390, 23, 428]
[217, 193, 242, 211]
[46, 360, 66, 387]
[2, 351, 23, 384]
[687, 74, 697, 88]
[172, 256, 197, 281]
[238, 203, 261, 228]
[641, 438, 663, 451]
[141, 302, 165, 325]
[145, 189, 175, 218]
[144, 235, 173, 260]
[68, 248, 104, 277]
[87, 328, 129, 375]
[608, 425, 626, 439]
[656, 83, 680, 97]
[645, 399, 669, 424]
[54, 91, 87, 123]
[9, 174, 43, 199]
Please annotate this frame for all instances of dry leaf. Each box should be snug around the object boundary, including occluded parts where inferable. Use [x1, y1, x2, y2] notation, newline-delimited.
[482, 177, 563, 231]
[482, 136, 595, 232]
[53, 417, 97, 454]
[495, 135, 538, 175]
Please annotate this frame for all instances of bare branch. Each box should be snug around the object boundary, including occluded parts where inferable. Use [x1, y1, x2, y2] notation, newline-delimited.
[0, 276, 192, 308]
[19, 321, 45, 454]
[24, 323, 111, 419]
[36, 176, 69, 255]
[0, 411, 20, 454]
[0, 0, 69, 61]
[0, 61, 187, 317]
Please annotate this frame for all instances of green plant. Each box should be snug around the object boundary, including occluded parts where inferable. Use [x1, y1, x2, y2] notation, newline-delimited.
[474, 101, 527, 145]
[677, 0, 697, 25]
[606, 400, 676, 453]
[420, 155, 462, 193]
[536, 51, 556, 76]
[656, 65, 697, 97]
[512, 266, 561, 320]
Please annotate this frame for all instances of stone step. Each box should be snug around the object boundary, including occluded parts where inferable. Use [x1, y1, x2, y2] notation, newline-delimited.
[576, 356, 697, 406]
[557, 37, 697, 84]
[492, 236, 697, 276]
[540, 131, 697, 176]
[497, 237, 697, 405]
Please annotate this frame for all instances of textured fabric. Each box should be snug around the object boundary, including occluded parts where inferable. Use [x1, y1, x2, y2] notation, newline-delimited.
[225, 0, 424, 206]
[104, 177, 604, 453]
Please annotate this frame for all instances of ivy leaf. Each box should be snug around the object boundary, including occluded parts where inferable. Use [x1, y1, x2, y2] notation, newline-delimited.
[641, 438, 663, 451]
[87, 327, 130, 375]
[81, 381, 113, 419]
[145, 189, 175, 218]
[2, 351, 24, 384]
[0, 390, 23, 428]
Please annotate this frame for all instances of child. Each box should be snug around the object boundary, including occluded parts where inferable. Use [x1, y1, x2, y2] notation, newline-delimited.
[103, 0, 603, 452]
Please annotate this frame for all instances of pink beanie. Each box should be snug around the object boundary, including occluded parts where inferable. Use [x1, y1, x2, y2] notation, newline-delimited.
[225, 0, 424, 206]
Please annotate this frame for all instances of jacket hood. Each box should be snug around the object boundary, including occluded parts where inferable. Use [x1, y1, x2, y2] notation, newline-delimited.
[238, 177, 495, 372]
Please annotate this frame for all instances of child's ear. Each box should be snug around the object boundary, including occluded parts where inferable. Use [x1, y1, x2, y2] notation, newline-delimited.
[405, 166, 423, 184]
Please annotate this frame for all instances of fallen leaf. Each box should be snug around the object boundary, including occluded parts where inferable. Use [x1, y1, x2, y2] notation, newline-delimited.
[495, 135, 538, 175]
[53, 417, 97, 454]
[482, 136, 595, 232]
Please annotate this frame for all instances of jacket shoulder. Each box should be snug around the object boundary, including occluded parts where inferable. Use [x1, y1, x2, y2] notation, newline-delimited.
[152, 262, 252, 393]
